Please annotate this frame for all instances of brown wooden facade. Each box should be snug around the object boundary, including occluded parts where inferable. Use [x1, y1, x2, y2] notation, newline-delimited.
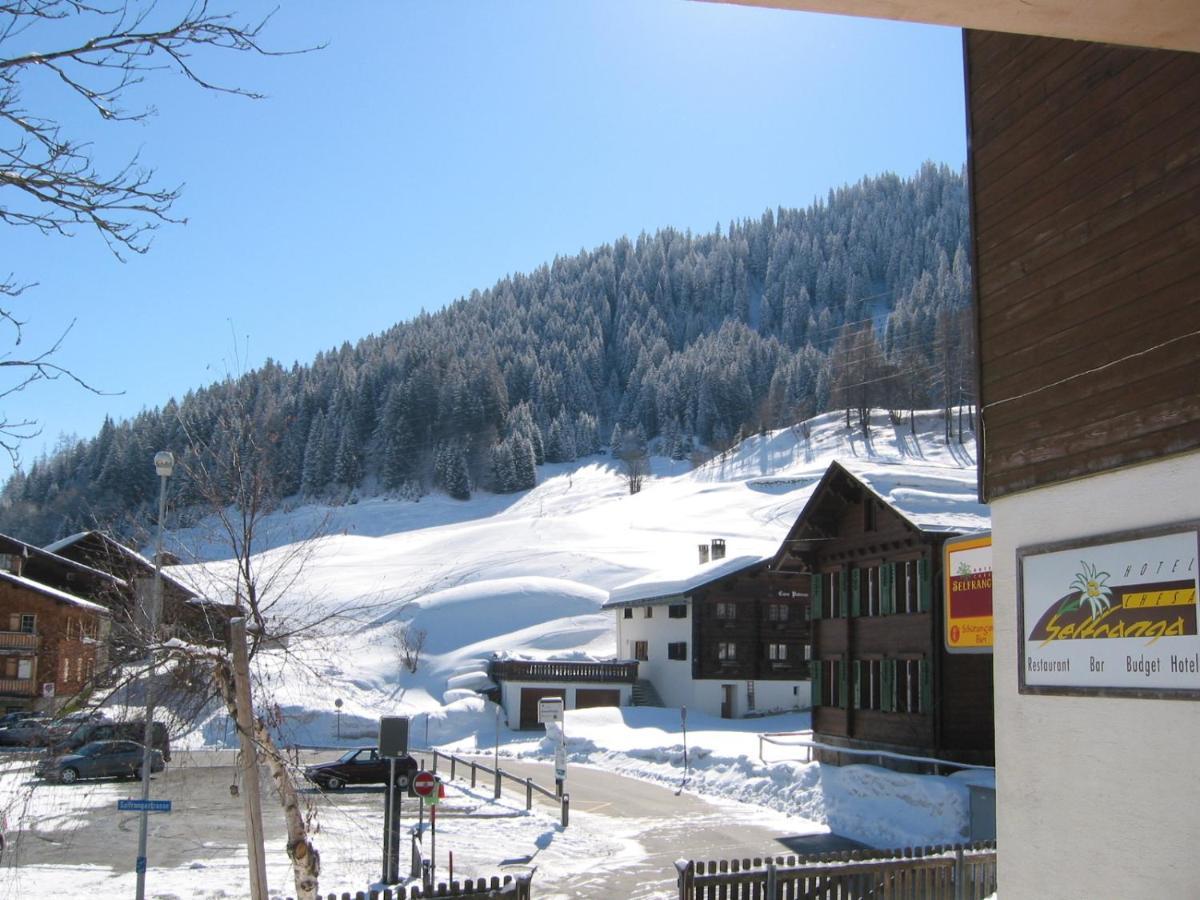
[967, 31, 1200, 501]
[775, 463, 993, 765]
[0, 575, 111, 712]
[690, 565, 812, 684]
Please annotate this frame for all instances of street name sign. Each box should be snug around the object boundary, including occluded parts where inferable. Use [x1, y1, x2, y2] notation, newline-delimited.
[119, 799, 172, 813]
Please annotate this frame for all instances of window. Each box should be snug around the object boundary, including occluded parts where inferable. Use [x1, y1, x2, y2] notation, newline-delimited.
[19, 615, 35, 634]
[668, 604, 687, 619]
[864, 499, 877, 531]
[766, 603, 790, 622]
[623, 608, 633, 619]
[715, 602, 736, 620]
[75, 656, 82, 682]
[768, 643, 788, 661]
[746, 680, 756, 710]
[643, 606, 653, 619]
[667, 642, 687, 660]
[633, 641, 648, 661]
[899, 560, 917, 614]
[61, 656, 70, 681]
[866, 566, 880, 617]
[718, 642, 736, 661]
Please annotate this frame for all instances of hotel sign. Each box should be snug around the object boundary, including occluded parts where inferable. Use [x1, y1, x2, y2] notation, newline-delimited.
[945, 533, 993, 653]
[1018, 523, 1200, 698]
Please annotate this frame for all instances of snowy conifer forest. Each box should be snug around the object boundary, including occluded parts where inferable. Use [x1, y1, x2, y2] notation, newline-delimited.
[1, 163, 974, 544]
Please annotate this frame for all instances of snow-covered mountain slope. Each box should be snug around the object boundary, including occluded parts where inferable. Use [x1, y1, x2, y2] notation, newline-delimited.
[165, 408, 985, 744]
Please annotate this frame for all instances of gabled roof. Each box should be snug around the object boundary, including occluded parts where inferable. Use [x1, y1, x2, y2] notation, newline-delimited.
[0, 569, 110, 615]
[0, 533, 126, 589]
[604, 554, 769, 609]
[45, 531, 197, 599]
[772, 460, 990, 565]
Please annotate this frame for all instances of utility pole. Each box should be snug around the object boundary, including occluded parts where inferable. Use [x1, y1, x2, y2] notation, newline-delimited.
[230, 616, 269, 900]
[135, 451, 172, 900]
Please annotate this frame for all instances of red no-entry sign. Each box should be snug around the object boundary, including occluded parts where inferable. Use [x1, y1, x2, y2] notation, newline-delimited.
[412, 771, 436, 797]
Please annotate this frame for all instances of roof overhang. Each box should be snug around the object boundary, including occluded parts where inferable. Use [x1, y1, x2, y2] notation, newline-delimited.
[702, 1, 1200, 54]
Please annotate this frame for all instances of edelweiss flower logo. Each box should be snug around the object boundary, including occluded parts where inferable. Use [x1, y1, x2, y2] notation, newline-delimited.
[1062, 561, 1113, 620]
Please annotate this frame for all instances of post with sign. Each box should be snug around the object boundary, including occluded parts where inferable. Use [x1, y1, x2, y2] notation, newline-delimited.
[379, 716, 410, 884]
[537, 697, 566, 796]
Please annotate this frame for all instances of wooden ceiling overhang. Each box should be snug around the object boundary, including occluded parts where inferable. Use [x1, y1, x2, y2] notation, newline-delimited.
[702, 1, 1200, 54]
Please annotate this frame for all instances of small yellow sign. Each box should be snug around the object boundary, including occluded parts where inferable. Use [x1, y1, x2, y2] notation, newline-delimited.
[945, 533, 993, 653]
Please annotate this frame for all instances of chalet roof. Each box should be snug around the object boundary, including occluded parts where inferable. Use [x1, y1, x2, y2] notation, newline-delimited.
[773, 460, 990, 562]
[603, 554, 769, 609]
[45, 530, 197, 599]
[0, 532, 126, 588]
[0, 569, 111, 615]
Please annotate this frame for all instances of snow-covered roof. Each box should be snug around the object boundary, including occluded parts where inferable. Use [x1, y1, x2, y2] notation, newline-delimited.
[0, 570, 111, 615]
[603, 554, 768, 609]
[835, 461, 991, 535]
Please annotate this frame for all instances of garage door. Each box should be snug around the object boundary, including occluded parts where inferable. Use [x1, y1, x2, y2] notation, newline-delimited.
[575, 688, 620, 710]
[519, 687, 566, 730]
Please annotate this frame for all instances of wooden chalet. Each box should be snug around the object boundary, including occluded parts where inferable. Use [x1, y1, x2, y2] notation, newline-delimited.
[45, 531, 223, 654]
[0, 549, 114, 712]
[605, 541, 811, 719]
[773, 462, 993, 766]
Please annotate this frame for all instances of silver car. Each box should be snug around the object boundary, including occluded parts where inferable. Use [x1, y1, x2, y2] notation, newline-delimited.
[36, 740, 164, 784]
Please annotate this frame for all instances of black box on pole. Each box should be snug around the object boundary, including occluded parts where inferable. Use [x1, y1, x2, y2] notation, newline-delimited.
[379, 716, 410, 757]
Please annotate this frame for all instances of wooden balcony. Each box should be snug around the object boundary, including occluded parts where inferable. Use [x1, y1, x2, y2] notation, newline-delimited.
[0, 631, 37, 651]
[0, 677, 36, 696]
[491, 659, 639, 684]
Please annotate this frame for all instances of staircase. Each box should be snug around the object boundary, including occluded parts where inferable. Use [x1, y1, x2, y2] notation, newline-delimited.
[631, 679, 665, 707]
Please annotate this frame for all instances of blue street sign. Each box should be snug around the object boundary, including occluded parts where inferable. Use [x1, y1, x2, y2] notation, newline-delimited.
[136, 856, 147, 874]
[119, 799, 172, 813]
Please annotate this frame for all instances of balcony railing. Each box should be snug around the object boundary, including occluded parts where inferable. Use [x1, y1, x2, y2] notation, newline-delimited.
[0, 677, 36, 696]
[0, 631, 37, 650]
[491, 659, 640, 684]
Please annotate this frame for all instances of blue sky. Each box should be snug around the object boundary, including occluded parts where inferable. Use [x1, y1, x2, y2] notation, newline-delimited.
[5, 0, 966, 476]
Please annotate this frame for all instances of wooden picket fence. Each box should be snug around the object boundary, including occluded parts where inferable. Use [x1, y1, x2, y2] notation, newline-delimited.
[295, 873, 532, 900]
[677, 842, 996, 899]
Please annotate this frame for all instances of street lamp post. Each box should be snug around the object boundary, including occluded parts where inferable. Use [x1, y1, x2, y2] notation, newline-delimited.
[135, 450, 173, 900]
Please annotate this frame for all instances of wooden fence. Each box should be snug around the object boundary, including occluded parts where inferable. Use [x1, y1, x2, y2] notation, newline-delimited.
[677, 842, 996, 900]
[294, 874, 532, 899]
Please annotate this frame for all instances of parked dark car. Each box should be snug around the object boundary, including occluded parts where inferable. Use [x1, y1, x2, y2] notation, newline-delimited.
[303, 747, 418, 793]
[53, 720, 170, 762]
[36, 739, 164, 784]
[0, 711, 38, 729]
[0, 716, 52, 747]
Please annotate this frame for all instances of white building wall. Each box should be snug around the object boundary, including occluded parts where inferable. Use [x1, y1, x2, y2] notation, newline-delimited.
[614, 603, 810, 718]
[993, 452, 1200, 898]
[614, 598, 695, 709]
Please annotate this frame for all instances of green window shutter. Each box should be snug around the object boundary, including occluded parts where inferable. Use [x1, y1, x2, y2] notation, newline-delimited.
[881, 563, 894, 615]
[838, 660, 849, 709]
[850, 569, 861, 617]
[811, 575, 823, 620]
[838, 571, 848, 618]
[881, 659, 895, 712]
[917, 558, 932, 612]
[811, 662, 823, 707]
[852, 660, 862, 708]
[919, 658, 933, 713]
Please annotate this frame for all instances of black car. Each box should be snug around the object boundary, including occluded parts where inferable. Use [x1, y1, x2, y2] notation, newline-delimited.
[303, 747, 418, 792]
[36, 739, 164, 784]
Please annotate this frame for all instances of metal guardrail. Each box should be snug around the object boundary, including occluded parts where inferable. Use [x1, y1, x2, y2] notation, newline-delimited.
[422, 749, 569, 828]
[759, 732, 994, 775]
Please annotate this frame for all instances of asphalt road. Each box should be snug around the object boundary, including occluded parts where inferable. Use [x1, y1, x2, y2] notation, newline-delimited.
[0, 748, 855, 899]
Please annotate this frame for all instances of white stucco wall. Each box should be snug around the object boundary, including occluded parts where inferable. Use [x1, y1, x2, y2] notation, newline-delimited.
[613, 604, 810, 718]
[993, 452, 1200, 898]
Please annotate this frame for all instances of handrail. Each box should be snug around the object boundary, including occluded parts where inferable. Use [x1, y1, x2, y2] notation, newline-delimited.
[759, 732, 995, 774]
[489, 659, 639, 683]
[420, 748, 570, 827]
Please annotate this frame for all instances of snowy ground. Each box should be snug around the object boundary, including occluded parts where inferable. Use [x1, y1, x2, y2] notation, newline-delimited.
[2, 409, 994, 897]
